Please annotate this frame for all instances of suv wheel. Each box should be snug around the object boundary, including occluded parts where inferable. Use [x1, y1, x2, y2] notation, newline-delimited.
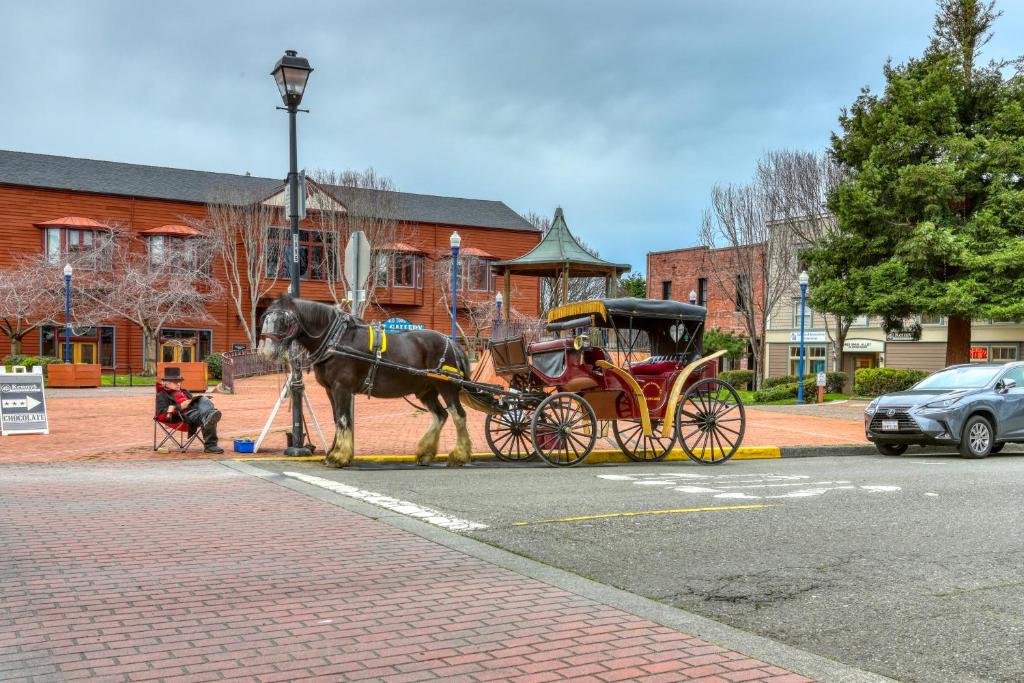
[876, 443, 908, 456]
[960, 415, 994, 459]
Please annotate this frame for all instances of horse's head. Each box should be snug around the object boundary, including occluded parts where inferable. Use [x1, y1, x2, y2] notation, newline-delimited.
[258, 295, 300, 361]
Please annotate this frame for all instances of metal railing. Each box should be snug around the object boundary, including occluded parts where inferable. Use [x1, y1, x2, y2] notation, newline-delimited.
[221, 349, 286, 393]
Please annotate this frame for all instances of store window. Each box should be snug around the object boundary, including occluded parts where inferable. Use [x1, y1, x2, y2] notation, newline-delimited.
[266, 228, 338, 281]
[969, 346, 989, 362]
[789, 345, 826, 375]
[991, 346, 1017, 363]
[662, 281, 672, 301]
[375, 251, 424, 289]
[148, 235, 211, 273]
[697, 278, 707, 306]
[40, 325, 115, 367]
[158, 329, 213, 363]
[791, 300, 816, 328]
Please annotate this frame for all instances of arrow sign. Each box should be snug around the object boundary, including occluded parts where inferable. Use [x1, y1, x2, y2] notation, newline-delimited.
[1, 396, 41, 411]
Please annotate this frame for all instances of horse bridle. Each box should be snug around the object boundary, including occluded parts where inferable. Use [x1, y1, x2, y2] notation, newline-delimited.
[260, 307, 352, 367]
[260, 309, 301, 345]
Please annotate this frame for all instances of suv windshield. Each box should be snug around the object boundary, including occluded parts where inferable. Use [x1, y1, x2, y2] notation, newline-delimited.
[914, 366, 1001, 390]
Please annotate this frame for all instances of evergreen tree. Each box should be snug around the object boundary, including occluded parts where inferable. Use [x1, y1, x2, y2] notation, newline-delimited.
[816, 0, 1024, 364]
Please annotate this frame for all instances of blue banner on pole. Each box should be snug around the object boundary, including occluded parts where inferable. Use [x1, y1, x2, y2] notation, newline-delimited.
[382, 317, 424, 333]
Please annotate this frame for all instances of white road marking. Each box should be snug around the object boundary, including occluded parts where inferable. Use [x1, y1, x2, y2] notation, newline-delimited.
[598, 472, 901, 500]
[910, 461, 951, 465]
[282, 471, 488, 532]
[925, 492, 939, 497]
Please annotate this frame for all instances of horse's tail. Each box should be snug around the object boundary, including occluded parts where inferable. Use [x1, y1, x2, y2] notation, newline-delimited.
[452, 342, 502, 416]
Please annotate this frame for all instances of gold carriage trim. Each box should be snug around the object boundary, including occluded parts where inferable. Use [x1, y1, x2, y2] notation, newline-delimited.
[546, 300, 607, 323]
[661, 349, 728, 439]
[595, 360, 652, 436]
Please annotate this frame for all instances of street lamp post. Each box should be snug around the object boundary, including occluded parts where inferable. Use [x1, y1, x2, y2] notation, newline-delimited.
[63, 264, 72, 364]
[450, 232, 461, 342]
[272, 49, 314, 457]
[689, 289, 697, 305]
[495, 291, 503, 322]
[797, 271, 809, 405]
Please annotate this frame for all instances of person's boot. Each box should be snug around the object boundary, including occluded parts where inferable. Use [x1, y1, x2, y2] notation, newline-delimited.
[202, 411, 224, 454]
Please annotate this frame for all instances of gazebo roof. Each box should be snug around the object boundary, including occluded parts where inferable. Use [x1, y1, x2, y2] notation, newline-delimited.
[492, 208, 630, 277]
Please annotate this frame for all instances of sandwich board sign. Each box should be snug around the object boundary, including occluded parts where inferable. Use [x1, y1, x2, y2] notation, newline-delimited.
[0, 366, 49, 435]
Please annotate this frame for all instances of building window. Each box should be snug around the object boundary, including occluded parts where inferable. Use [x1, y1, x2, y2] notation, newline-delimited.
[147, 236, 211, 273]
[791, 300, 815, 328]
[789, 344, 826, 375]
[44, 227, 112, 271]
[969, 346, 989, 362]
[852, 315, 869, 327]
[374, 251, 424, 289]
[697, 278, 707, 306]
[454, 256, 494, 292]
[40, 325, 115, 367]
[662, 281, 672, 300]
[991, 346, 1017, 363]
[919, 314, 945, 326]
[266, 228, 337, 281]
[735, 274, 748, 311]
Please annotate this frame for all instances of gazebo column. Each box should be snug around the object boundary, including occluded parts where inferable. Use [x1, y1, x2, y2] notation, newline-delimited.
[562, 266, 570, 305]
[503, 269, 511, 321]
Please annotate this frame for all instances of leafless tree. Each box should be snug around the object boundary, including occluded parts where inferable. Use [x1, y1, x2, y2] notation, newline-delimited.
[757, 149, 854, 373]
[0, 256, 71, 355]
[73, 232, 221, 374]
[192, 189, 277, 347]
[699, 181, 795, 389]
[308, 169, 401, 317]
[522, 211, 607, 313]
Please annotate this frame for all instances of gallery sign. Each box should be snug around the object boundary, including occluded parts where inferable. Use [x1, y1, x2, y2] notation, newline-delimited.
[843, 338, 885, 353]
[789, 331, 828, 343]
[0, 367, 49, 436]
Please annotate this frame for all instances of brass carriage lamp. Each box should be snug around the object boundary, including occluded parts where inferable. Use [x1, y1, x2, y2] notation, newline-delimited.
[271, 50, 313, 109]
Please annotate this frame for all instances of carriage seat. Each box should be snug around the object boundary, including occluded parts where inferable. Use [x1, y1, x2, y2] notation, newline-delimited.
[629, 352, 700, 376]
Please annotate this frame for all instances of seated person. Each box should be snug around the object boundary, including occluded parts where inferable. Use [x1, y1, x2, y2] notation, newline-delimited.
[156, 367, 223, 454]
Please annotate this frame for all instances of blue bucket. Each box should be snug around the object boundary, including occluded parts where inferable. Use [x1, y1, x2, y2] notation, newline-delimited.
[233, 438, 255, 453]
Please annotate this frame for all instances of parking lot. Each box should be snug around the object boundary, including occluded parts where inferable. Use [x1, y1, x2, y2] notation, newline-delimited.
[250, 453, 1024, 683]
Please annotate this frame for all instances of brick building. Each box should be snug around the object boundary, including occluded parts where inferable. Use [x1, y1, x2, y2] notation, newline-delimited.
[646, 243, 763, 335]
[0, 150, 541, 372]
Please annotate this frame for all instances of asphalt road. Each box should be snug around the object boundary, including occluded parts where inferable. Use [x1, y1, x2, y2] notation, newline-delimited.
[252, 454, 1024, 683]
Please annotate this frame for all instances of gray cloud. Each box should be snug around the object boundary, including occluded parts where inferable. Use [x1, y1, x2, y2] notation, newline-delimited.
[5, 1, 1022, 272]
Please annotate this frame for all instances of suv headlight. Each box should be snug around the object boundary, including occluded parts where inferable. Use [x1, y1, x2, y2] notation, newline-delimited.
[921, 396, 963, 410]
[864, 399, 880, 415]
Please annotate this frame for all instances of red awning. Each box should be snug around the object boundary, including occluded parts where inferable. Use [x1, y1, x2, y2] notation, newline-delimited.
[139, 224, 201, 237]
[34, 216, 109, 229]
[459, 246, 496, 259]
[380, 242, 426, 254]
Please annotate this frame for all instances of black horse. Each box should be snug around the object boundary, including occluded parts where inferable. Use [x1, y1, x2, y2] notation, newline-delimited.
[257, 294, 473, 468]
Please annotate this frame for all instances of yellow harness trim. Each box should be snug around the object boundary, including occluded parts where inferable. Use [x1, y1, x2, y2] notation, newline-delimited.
[441, 364, 463, 376]
[367, 326, 387, 354]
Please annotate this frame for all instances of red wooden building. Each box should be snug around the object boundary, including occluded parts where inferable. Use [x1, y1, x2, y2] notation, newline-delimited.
[0, 150, 541, 372]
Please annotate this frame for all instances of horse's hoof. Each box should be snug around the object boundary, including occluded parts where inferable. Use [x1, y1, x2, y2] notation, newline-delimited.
[446, 456, 466, 468]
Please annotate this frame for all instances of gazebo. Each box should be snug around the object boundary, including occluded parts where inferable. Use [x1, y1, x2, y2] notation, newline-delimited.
[492, 207, 630, 321]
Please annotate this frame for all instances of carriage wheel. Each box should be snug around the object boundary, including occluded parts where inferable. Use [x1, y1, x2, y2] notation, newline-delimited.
[612, 419, 675, 462]
[485, 409, 537, 462]
[530, 392, 597, 467]
[674, 378, 745, 465]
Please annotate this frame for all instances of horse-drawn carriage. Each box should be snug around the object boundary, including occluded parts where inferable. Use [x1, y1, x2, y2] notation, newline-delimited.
[480, 298, 746, 467]
[258, 294, 744, 468]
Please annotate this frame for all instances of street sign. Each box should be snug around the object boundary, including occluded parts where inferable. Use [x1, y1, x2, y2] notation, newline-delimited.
[816, 371, 827, 388]
[231, 343, 248, 351]
[383, 317, 425, 333]
[344, 231, 372, 311]
[0, 367, 49, 435]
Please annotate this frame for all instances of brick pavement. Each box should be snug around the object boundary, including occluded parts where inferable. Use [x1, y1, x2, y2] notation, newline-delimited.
[0, 461, 814, 682]
[0, 374, 867, 464]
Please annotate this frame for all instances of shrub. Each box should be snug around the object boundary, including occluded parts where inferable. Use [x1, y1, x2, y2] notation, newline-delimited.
[854, 368, 930, 396]
[719, 369, 754, 390]
[2, 354, 30, 367]
[764, 372, 847, 394]
[16, 356, 61, 376]
[203, 352, 224, 380]
[754, 382, 800, 403]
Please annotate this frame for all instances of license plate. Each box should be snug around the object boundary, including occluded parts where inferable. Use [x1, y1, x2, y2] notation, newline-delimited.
[881, 420, 899, 431]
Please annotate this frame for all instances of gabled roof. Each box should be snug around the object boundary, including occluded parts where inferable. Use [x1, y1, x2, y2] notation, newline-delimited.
[0, 150, 537, 232]
[493, 207, 629, 276]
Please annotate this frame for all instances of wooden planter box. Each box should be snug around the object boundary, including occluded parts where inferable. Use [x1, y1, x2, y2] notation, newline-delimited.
[48, 363, 102, 388]
[157, 362, 208, 392]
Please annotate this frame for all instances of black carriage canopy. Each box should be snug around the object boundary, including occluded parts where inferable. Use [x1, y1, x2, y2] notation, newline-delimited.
[545, 298, 705, 359]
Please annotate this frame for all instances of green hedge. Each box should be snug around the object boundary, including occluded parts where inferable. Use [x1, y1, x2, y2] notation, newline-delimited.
[854, 368, 930, 396]
[203, 353, 224, 380]
[754, 382, 800, 403]
[3, 355, 61, 375]
[718, 369, 754, 390]
[763, 372, 847, 393]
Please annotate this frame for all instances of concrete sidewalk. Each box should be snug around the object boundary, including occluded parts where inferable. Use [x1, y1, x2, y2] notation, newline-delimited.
[0, 460, 895, 682]
[0, 375, 868, 464]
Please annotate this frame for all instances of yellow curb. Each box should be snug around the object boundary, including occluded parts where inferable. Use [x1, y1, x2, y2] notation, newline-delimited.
[235, 446, 781, 463]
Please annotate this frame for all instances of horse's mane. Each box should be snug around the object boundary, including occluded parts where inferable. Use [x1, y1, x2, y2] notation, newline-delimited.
[273, 295, 365, 331]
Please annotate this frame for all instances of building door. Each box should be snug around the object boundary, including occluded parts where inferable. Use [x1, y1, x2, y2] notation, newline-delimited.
[161, 342, 195, 363]
[854, 354, 877, 370]
[72, 339, 96, 362]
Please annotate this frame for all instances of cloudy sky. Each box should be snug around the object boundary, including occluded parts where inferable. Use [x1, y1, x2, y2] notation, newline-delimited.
[5, 1, 1023, 272]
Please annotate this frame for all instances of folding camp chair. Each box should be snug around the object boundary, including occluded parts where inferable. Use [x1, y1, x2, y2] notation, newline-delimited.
[153, 385, 202, 452]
